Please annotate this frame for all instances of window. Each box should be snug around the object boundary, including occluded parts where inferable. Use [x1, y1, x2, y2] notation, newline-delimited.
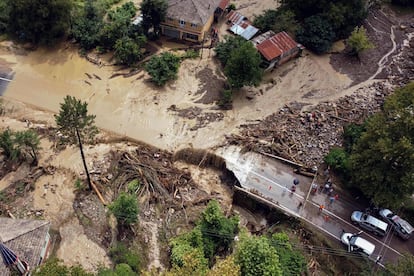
[191, 23, 197, 28]
[184, 33, 198, 41]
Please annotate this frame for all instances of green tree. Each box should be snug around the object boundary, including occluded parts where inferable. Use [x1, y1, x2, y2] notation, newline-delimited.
[324, 147, 349, 172]
[0, 0, 10, 34]
[8, 0, 72, 44]
[166, 250, 208, 276]
[281, 0, 366, 39]
[55, 95, 99, 190]
[114, 36, 146, 66]
[253, 9, 298, 36]
[386, 254, 414, 275]
[224, 42, 263, 90]
[235, 235, 282, 276]
[350, 83, 414, 207]
[0, 128, 19, 160]
[253, 9, 279, 33]
[114, 264, 135, 276]
[347, 26, 374, 56]
[271, 10, 298, 35]
[109, 192, 139, 226]
[214, 36, 245, 66]
[15, 129, 40, 165]
[108, 243, 141, 273]
[271, 233, 306, 276]
[140, 0, 168, 36]
[296, 15, 335, 54]
[145, 52, 181, 86]
[207, 256, 241, 276]
[170, 227, 206, 267]
[71, 0, 104, 50]
[199, 200, 239, 260]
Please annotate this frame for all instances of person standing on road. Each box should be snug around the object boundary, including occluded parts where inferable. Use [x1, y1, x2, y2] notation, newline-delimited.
[328, 196, 335, 206]
[319, 204, 325, 213]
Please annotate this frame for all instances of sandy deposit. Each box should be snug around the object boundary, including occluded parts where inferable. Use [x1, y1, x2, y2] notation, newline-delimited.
[0, 41, 352, 152]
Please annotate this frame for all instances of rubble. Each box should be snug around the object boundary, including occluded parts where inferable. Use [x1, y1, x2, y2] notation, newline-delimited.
[226, 82, 393, 167]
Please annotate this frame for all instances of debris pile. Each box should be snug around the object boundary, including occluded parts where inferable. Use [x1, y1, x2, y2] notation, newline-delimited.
[107, 144, 194, 205]
[168, 105, 224, 131]
[226, 82, 392, 167]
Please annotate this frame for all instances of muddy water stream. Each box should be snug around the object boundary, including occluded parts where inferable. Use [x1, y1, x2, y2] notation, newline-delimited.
[1, 44, 353, 151]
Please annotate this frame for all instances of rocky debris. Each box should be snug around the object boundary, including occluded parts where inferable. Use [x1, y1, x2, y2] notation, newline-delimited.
[226, 82, 393, 167]
[74, 193, 112, 248]
[168, 106, 224, 131]
[388, 31, 414, 85]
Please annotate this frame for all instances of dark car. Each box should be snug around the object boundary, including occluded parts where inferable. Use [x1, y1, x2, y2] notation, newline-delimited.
[379, 209, 413, 240]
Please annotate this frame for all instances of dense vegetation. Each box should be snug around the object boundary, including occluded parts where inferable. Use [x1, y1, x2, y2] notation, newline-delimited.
[325, 82, 414, 208]
[254, 0, 367, 54]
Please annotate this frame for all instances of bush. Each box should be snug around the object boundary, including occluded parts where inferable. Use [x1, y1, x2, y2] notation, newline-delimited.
[218, 89, 233, 109]
[347, 26, 374, 56]
[109, 192, 139, 226]
[127, 179, 140, 194]
[109, 243, 141, 273]
[114, 36, 145, 66]
[145, 52, 181, 86]
[324, 147, 349, 172]
[181, 49, 199, 59]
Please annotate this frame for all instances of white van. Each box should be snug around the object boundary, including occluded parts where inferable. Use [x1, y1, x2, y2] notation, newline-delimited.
[341, 232, 375, 256]
[351, 211, 389, 237]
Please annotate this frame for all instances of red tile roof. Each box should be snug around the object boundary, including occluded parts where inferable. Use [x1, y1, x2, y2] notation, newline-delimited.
[256, 31, 299, 61]
[218, 0, 230, 10]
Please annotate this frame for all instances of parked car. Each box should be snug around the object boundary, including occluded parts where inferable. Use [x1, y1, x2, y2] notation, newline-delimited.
[351, 211, 389, 237]
[379, 209, 413, 240]
[341, 231, 375, 256]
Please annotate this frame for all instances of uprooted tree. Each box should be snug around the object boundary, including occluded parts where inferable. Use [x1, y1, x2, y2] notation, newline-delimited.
[55, 95, 98, 190]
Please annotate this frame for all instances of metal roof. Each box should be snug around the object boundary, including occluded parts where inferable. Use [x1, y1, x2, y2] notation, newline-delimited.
[256, 31, 299, 61]
[226, 10, 247, 25]
[229, 24, 259, 40]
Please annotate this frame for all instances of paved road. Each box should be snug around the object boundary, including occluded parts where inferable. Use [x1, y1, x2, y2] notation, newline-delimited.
[0, 73, 12, 96]
[218, 146, 413, 265]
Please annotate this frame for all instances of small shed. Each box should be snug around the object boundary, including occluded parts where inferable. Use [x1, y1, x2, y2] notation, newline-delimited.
[226, 10, 259, 40]
[255, 31, 303, 70]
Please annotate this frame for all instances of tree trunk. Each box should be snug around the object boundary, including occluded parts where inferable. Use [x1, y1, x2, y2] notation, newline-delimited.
[30, 146, 38, 166]
[76, 128, 92, 190]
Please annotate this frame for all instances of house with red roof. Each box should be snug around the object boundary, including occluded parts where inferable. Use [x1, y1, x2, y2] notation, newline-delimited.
[253, 31, 303, 71]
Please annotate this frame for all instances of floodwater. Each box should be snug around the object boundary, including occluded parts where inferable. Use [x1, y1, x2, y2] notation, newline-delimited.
[0, 42, 353, 151]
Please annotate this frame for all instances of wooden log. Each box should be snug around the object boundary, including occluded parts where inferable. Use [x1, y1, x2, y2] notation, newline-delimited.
[91, 181, 107, 206]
